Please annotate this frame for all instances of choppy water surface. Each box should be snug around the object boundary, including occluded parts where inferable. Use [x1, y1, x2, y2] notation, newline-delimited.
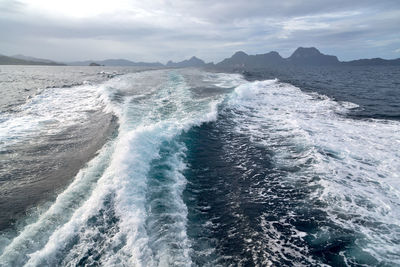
[0, 66, 399, 266]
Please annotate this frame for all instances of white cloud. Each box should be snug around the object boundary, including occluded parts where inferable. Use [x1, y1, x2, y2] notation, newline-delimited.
[1, 0, 400, 61]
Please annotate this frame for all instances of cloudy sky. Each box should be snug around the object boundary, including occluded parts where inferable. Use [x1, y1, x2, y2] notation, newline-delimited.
[1, 0, 399, 63]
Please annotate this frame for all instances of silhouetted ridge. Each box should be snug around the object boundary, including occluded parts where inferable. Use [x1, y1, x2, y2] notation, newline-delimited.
[216, 51, 285, 69]
[288, 47, 340, 65]
[3, 47, 400, 67]
[0, 55, 65, 65]
[231, 51, 248, 60]
[68, 59, 163, 67]
[254, 51, 284, 65]
[166, 56, 206, 68]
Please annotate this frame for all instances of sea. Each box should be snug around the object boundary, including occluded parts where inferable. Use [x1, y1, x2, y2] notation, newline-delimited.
[0, 65, 399, 266]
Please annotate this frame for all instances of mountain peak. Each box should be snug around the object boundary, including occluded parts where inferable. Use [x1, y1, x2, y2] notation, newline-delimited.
[232, 51, 248, 58]
[288, 47, 339, 65]
[166, 56, 206, 68]
[290, 47, 322, 58]
[188, 56, 204, 63]
[269, 51, 281, 56]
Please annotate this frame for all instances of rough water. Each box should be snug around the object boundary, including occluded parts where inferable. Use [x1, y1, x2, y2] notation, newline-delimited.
[0, 66, 399, 266]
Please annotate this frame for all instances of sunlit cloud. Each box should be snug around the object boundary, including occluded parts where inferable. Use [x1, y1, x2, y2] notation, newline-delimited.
[1, 0, 399, 62]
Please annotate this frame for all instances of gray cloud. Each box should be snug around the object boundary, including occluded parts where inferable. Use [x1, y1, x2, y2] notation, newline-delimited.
[0, 0, 399, 62]
[0, 0, 23, 14]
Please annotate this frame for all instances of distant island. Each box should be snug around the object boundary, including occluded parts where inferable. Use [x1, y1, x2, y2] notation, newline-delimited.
[166, 56, 207, 68]
[212, 47, 400, 71]
[0, 54, 65, 66]
[68, 59, 164, 67]
[1, 47, 400, 68]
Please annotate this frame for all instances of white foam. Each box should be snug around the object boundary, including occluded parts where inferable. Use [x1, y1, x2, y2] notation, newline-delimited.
[203, 72, 246, 89]
[143, 141, 192, 266]
[5, 69, 226, 266]
[0, 83, 105, 151]
[0, 140, 115, 266]
[229, 79, 400, 263]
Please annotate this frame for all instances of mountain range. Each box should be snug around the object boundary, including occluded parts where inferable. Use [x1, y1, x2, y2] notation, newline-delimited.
[1, 47, 399, 68]
[166, 56, 207, 68]
[11, 54, 62, 64]
[0, 54, 65, 66]
[68, 59, 163, 67]
[213, 47, 400, 70]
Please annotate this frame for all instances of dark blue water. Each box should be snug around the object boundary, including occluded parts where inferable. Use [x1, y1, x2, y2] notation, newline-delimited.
[0, 66, 399, 266]
[244, 65, 400, 120]
[182, 118, 317, 265]
[182, 107, 379, 266]
[181, 66, 400, 266]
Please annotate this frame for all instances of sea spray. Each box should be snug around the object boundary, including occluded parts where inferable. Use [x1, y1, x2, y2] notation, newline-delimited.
[228, 79, 400, 265]
[1, 68, 398, 266]
[1, 69, 234, 266]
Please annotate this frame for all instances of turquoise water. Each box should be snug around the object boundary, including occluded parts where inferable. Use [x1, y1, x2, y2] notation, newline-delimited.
[0, 67, 399, 266]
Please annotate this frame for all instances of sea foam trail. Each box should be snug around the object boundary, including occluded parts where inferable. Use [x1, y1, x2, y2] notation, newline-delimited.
[5, 69, 396, 266]
[0, 140, 115, 266]
[229, 79, 400, 265]
[0, 83, 103, 152]
[0, 70, 233, 266]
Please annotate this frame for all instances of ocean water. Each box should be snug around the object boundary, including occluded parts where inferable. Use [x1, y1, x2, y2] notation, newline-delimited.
[0, 65, 399, 266]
